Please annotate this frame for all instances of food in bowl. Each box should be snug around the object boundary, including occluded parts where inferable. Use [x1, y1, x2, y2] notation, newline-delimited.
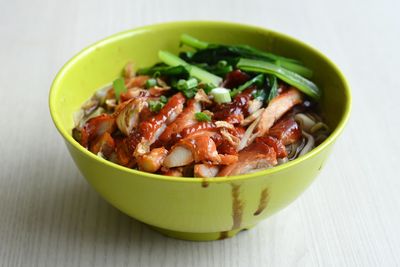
[72, 34, 330, 177]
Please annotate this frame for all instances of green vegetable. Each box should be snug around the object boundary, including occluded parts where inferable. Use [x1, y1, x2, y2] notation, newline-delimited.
[267, 75, 279, 101]
[201, 83, 217, 94]
[145, 78, 157, 88]
[194, 62, 233, 77]
[230, 74, 265, 97]
[159, 95, 168, 103]
[253, 89, 267, 102]
[210, 87, 232, 104]
[195, 112, 212, 122]
[137, 65, 189, 78]
[149, 100, 165, 112]
[177, 78, 198, 91]
[180, 34, 313, 78]
[181, 33, 209, 50]
[158, 50, 222, 87]
[237, 58, 321, 100]
[113, 77, 127, 102]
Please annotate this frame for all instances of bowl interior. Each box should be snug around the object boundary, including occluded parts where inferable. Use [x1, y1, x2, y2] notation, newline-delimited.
[50, 21, 351, 176]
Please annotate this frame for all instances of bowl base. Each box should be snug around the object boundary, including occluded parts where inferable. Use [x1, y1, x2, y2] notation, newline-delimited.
[148, 224, 256, 241]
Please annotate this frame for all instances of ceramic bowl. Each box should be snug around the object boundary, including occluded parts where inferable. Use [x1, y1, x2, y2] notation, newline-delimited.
[49, 21, 351, 241]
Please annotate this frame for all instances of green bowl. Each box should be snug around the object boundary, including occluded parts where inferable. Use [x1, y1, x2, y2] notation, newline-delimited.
[49, 21, 351, 241]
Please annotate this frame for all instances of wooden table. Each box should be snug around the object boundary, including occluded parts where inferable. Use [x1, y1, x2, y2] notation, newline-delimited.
[1, 0, 399, 266]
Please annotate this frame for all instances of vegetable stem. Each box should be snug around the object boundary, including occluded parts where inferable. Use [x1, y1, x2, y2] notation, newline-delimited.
[158, 50, 222, 87]
[237, 58, 321, 100]
[180, 34, 209, 50]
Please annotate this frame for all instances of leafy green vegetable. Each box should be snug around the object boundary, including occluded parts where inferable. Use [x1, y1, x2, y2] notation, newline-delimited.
[113, 77, 127, 102]
[253, 89, 267, 102]
[180, 33, 209, 49]
[180, 34, 313, 78]
[158, 50, 222, 87]
[267, 75, 279, 101]
[137, 65, 189, 78]
[149, 100, 165, 112]
[194, 61, 233, 77]
[230, 74, 265, 97]
[195, 112, 212, 122]
[237, 58, 321, 100]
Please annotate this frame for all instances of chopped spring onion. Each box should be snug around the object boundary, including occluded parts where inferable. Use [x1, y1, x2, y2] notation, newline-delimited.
[158, 50, 222, 87]
[177, 78, 198, 91]
[237, 58, 321, 100]
[159, 95, 168, 103]
[149, 100, 165, 112]
[210, 87, 232, 104]
[113, 77, 127, 102]
[195, 112, 212, 122]
[145, 78, 157, 88]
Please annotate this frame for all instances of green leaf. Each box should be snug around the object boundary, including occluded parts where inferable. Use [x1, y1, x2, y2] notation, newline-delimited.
[113, 77, 127, 102]
[237, 58, 321, 100]
[179, 34, 313, 78]
[267, 75, 279, 101]
[230, 74, 265, 97]
[253, 89, 267, 102]
[195, 112, 212, 122]
[137, 65, 189, 78]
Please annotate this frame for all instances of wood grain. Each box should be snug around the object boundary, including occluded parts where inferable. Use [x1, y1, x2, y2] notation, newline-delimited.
[0, 0, 399, 266]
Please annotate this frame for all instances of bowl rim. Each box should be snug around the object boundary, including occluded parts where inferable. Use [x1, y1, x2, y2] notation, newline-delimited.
[49, 20, 352, 183]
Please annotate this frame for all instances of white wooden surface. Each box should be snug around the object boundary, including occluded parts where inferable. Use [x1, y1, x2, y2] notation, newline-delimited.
[1, 0, 399, 266]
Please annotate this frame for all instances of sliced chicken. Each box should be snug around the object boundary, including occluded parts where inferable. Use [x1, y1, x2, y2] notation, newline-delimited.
[213, 88, 253, 124]
[116, 98, 147, 136]
[163, 131, 220, 168]
[114, 137, 136, 168]
[80, 114, 116, 148]
[255, 136, 287, 158]
[136, 93, 185, 156]
[137, 147, 168, 173]
[162, 146, 193, 168]
[218, 142, 277, 176]
[239, 88, 302, 150]
[269, 117, 302, 145]
[89, 132, 115, 158]
[158, 99, 201, 142]
[255, 88, 302, 136]
[194, 164, 220, 178]
[160, 167, 184, 177]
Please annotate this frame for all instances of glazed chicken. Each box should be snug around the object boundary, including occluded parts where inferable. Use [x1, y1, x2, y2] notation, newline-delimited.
[72, 35, 329, 178]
